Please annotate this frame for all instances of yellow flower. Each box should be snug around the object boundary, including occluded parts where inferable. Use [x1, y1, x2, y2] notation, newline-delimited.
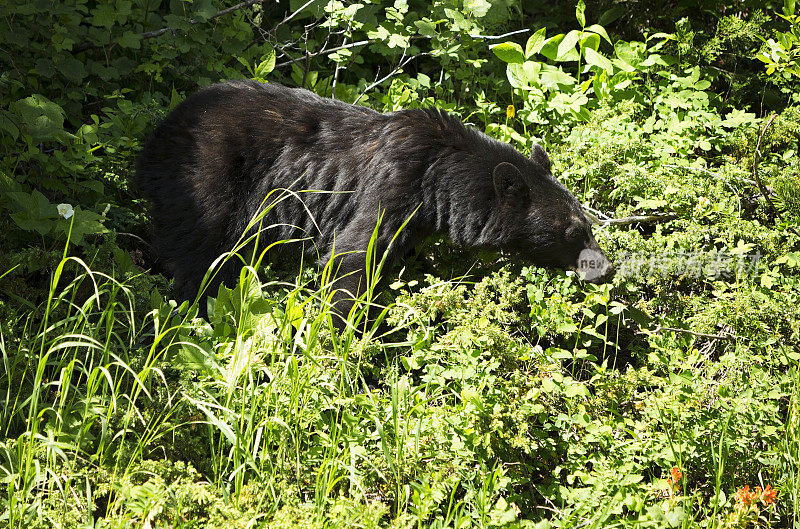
[506, 104, 515, 119]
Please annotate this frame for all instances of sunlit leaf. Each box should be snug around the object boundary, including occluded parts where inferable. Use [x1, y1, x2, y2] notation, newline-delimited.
[491, 41, 525, 63]
[525, 27, 547, 58]
[557, 30, 581, 61]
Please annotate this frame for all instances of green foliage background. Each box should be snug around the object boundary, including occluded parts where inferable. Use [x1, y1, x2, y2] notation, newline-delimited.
[1, 0, 800, 527]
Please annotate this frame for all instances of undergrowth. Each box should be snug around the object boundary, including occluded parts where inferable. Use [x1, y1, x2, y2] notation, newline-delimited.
[2, 0, 800, 527]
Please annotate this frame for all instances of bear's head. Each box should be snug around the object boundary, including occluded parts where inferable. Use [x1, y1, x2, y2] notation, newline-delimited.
[491, 144, 614, 283]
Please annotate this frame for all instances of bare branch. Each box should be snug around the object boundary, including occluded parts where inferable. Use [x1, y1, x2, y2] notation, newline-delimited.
[585, 212, 677, 226]
[581, 206, 610, 222]
[603, 213, 677, 226]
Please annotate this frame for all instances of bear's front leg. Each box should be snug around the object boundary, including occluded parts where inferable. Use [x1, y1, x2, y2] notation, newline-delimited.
[322, 215, 420, 332]
[324, 245, 384, 332]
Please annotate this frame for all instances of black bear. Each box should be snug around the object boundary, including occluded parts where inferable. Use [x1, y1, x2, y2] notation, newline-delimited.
[134, 80, 613, 322]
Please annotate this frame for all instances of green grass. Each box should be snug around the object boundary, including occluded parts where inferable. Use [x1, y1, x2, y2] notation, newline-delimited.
[3, 238, 797, 527]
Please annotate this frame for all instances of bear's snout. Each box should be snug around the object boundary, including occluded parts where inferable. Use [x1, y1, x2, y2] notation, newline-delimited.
[576, 248, 614, 283]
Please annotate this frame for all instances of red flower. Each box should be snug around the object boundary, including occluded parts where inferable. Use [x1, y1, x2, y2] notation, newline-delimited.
[670, 467, 682, 483]
[760, 484, 778, 505]
[734, 485, 758, 507]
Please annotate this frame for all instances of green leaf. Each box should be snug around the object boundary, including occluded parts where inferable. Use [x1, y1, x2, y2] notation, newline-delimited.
[540, 34, 564, 61]
[551, 349, 574, 359]
[580, 33, 600, 52]
[615, 41, 644, 69]
[387, 32, 407, 48]
[611, 59, 635, 72]
[592, 69, 610, 100]
[525, 27, 546, 58]
[557, 30, 581, 61]
[0, 114, 19, 141]
[576, 0, 586, 28]
[116, 0, 132, 21]
[570, 105, 592, 121]
[414, 19, 436, 37]
[491, 41, 525, 63]
[585, 24, 612, 45]
[634, 196, 668, 210]
[90, 4, 115, 28]
[540, 66, 576, 87]
[507, 61, 541, 89]
[169, 88, 182, 110]
[641, 54, 668, 68]
[7, 190, 57, 235]
[564, 381, 588, 397]
[59, 56, 87, 83]
[117, 31, 141, 50]
[610, 71, 636, 89]
[557, 321, 578, 334]
[584, 47, 613, 72]
[58, 207, 107, 246]
[34, 58, 54, 78]
[464, 0, 491, 17]
[599, 6, 625, 25]
[665, 506, 686, 528]
[720, 109, 757, 128]
[255, 47, 276, 78]
[193, 0, 218, 21]
[11, 94, 68, 144]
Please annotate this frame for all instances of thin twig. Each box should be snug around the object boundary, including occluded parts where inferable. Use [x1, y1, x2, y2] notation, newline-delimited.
[214, 0, 267, 19]
[331, 38, 345, 99]
[581, 205, 611, 221]
[354, 50, 422, 104]
[274, 39, 374, 68]
[473, 28, 531, 40]
[645, 325, 746, 342]
[274, 0, 316, 29]
[0, 46, 31, 89]
[753, 113, 779, 220]
[116, 232, 155, 251]
[604, 213, 677, 226]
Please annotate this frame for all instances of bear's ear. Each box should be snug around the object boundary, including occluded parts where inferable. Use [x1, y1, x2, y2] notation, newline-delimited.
[492, 162, 528, 205]
[531, 143, 551, 173]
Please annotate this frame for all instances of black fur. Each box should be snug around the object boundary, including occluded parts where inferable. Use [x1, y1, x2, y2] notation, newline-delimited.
[134, 80, 612, 319]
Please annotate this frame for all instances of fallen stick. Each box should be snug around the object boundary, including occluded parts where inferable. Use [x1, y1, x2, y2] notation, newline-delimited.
[582, 208, 678, 226]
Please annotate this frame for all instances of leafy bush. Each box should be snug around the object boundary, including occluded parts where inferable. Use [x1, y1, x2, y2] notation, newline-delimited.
[2, 0, 800, 527]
